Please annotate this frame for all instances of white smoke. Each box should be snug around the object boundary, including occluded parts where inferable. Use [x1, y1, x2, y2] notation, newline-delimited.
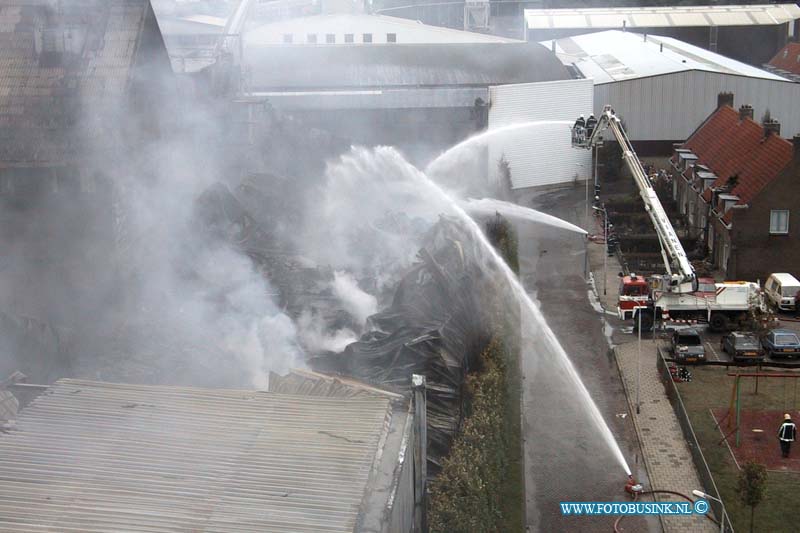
[297, 309, 358, 353]
[333, 270, 377, 326]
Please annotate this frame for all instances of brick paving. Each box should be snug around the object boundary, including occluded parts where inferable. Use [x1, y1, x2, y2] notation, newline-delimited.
[588, 241, 717, 533]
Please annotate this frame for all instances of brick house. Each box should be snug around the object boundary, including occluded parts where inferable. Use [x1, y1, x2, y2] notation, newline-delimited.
[764, 41, 800, 81]
[669, 93, 800, 283]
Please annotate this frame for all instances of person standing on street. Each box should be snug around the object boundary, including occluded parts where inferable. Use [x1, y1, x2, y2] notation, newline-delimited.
[794, 289, 800, 318]
[779, 413, 797, 458]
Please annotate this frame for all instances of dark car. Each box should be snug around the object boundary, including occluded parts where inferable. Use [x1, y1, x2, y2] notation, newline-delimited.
[721, 332, 764, 363]
[762, 329, 800, 359]
[671, 328, 706, 363]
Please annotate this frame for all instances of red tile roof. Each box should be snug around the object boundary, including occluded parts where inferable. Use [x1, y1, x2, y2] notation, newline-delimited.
[768, 42, 800, 75]
[683, 105, 793, 223]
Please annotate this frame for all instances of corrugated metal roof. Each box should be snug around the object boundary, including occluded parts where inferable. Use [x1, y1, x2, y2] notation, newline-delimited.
[245, 42, 569, 90]
[0, 1, 155, 167]
[0, 378, 398, 532]
[542, 30, 789, 84]
[245, 14, 519, 45]
[525, 4, 800, 30]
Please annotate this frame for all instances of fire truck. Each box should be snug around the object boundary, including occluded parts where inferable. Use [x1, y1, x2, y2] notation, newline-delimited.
[573, 106, 763, 332]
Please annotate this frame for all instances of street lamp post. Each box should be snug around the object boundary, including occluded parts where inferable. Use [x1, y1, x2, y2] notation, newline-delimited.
[592, 203, 608, 296]
[636, 306, 641, 414]
[603, 210, 608, 296]
[577, 162, 588, 229]
[692, 490, 725, 533]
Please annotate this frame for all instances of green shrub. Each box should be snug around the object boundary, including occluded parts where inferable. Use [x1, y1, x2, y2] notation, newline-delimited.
[428, 338, 513, 533]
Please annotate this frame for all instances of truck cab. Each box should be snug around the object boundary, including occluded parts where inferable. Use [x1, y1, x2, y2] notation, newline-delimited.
[618, 274, 650, 320]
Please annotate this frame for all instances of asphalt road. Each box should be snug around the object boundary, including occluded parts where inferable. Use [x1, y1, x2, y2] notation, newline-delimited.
[514, 186, 658, 532]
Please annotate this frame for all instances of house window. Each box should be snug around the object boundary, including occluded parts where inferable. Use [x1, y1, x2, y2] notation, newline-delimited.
[363, 33, 372, 43]
[307, 34, 317, 44]
[326, 33, 335, 44]
[386, 33, 397, 43]
[770, 209, 789, 234]
[344, 33, 354, 43]
[784, 49, 789, 58]
[282, 34, 293, 43]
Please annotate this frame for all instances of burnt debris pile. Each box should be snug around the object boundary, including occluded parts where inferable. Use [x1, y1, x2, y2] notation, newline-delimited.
[311, 216, 500, 472]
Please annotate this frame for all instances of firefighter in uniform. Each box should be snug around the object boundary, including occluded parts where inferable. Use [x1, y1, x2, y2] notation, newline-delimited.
[586, 113, 598, 140]
[573, 115, 586, 144]
[779, 413, 797, 458]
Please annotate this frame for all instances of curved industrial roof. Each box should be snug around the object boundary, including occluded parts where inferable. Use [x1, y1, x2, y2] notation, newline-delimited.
[245, 13, 520, 45]
[543, 30, 789, 84]
[245, 42, 569, 90]
[525, 3, 800, 30]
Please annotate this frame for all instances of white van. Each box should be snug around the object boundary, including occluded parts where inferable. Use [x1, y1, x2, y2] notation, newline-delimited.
[764, 273, 800, 311]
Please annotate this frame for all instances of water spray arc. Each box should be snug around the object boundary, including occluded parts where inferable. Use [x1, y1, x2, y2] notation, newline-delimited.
[463, 198, 588, 235]
[409, 155, 631, 476]
[422, 119, 631, 475]
[425, 120, 573, 177]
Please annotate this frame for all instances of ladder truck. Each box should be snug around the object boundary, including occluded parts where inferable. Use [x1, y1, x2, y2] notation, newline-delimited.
[573, 106, 763, 332]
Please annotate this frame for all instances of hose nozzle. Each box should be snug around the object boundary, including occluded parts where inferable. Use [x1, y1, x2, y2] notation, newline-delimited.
[624, 476, 644, 497]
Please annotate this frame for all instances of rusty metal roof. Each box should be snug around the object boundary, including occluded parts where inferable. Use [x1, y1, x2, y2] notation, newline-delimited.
[0, 378, 399, 532]
[0, 1, 153, 166]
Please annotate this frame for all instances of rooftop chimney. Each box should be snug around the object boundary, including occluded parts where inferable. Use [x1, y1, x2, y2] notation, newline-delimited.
[739, 104, 754, 121]
[764, 118, 781, 138]
[717, 92, 734, 109]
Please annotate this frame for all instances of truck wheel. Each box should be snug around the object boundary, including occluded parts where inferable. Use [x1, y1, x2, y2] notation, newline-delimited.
[709, 313, 729, 332]
[635, 311, 654, 332]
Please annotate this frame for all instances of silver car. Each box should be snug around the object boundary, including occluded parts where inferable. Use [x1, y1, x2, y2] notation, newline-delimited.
[671, 329, 706, 363]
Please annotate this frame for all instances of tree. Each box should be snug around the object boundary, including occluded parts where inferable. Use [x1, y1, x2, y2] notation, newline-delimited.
[737, 461, 767, 533]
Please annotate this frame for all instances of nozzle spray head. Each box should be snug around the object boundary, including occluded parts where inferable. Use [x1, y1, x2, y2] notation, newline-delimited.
[624, 476, 644, 497]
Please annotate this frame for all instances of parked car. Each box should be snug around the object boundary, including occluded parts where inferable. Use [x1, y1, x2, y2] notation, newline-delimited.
[762, 329, 800, 359]
[764, 273, 800, 312]
[721, 332, 764, 363]
[670, 328, 706, 363]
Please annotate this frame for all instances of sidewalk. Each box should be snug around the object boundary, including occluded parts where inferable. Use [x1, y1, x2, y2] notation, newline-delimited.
[587, 241, 717, 533]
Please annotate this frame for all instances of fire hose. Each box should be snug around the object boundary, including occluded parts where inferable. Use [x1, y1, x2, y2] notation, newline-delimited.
[614, 478, 723, 532]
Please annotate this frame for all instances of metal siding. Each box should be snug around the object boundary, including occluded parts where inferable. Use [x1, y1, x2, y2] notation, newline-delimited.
[255, 87, 488, 110]
[594, 72, 800, 141]
[488, 79, 593, 189]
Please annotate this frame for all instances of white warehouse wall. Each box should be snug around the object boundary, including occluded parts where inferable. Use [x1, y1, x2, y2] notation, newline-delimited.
[594, 71, 800, 142]
[488, 78, 594, 189]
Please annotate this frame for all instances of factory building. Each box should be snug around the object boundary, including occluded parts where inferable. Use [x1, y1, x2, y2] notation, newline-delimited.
[525, 3, 800, 66]
[543, 29, 800, 154]
[0, 370, 425, 532]
[239, 14, 569, 165]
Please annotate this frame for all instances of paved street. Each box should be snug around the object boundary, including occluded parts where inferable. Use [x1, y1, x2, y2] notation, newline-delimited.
[514, 185, 657, 532]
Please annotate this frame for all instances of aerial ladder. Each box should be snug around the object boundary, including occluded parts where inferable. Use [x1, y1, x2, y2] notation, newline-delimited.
[572, 106, 762, 332]
[574, 105, 698, 294]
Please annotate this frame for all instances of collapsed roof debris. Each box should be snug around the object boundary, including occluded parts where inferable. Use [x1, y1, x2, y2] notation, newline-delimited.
[311, 216, 504, 472]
